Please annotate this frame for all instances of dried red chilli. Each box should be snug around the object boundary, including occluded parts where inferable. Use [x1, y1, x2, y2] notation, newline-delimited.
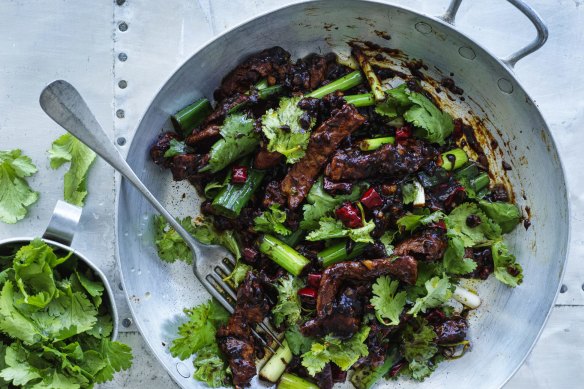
[360, 187, 383, 209]
[335, 202, 363, 228]
[231, 166, 248, 183]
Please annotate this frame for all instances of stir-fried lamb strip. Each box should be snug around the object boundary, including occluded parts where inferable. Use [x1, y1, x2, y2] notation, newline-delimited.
[203, 93, 252, 126]
[285, 53, 334, 92]
[393, 228, 448, 261]
[430, 315, 468, 345]
[215, 46, 291, 101]
[169, 154, 209, 181]
[216, 272, 271, 387]
[315, 256, 418, 318]
[325, 139, 439, 181]
[150, 132, 180, 167]
[323, 177, 354, 195]
[281, 104, 366, 209]
[253, 148, 283, 170]
[301, 286, 366, 338]
[185, 124, 221, 151]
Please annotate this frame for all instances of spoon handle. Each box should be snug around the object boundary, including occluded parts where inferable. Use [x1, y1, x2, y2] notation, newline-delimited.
[39, 80, 200, 254]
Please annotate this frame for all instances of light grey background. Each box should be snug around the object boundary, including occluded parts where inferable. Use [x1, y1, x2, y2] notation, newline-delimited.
[0, 0, 582, 387]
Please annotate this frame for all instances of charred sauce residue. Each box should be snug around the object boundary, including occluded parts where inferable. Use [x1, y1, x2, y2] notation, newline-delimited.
[440, 77, 464, 95]
[374, 30, 391, 40]
[524, 206, 532, 230]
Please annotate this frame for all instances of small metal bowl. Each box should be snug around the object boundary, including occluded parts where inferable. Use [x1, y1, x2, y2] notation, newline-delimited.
[0, 200, 119, 340]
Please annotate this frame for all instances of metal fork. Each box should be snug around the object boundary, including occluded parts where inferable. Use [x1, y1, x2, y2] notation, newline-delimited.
[39, 80, 280, 351]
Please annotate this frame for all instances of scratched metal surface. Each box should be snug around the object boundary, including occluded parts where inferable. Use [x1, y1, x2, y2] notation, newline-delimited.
[0, 0, 582, 388]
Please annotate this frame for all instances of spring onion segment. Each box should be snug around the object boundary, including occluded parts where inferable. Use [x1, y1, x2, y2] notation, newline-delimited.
[306, 70, 364, 99]
[171, 98, 213, 136]
[259, 235, 310, 276]
[353, 47, 385, 102]
[259, 341, 293, 383]
[318, 241, 368, 267]
[358, 136, 395, 151]
[441, 148, 469, 171]
[278, 373, 318, 389]
[453, 285, 481, 309]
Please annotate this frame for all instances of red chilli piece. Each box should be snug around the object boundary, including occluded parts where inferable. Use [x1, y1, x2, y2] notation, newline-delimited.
[434, 220, 447, 230]
[307, 273, 322, 289]
[395, 125, 413, 140]
[297, 287, 317, 299]
[231, 166, 248, 184]
[335, 202, 363, 229]
[360, 187, 383, 209]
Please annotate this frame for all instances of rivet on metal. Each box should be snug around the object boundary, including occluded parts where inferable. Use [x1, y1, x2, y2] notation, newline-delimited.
[560, 284, 568, 293]
[458, 46, 476, 60]
[118, 22, 128, 32]
[118, 282, 124, 290]
[118, 80, 127, 89]
[497, 78, 514, 94]
[176, 362, 190, 378]
[117, 137, 126, 146]
[116, 109, 125, 119]
[118, 52, 128, 62]
[122, 317, 133, 327]
[415, 22, 432, 35]
[116, 0, 126, 6]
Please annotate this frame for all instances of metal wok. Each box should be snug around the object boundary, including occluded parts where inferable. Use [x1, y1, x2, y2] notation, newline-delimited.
[116, 0, 570, 387]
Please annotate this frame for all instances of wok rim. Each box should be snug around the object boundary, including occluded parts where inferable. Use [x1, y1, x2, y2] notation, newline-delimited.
[114, 0, 571, 387]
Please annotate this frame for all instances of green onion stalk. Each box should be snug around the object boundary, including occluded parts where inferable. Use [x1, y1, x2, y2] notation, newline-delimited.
[352, 47, 385, 102]
[211, 168, 265, 218]
[259, 341, 294, 383]
[277, 373, 318, 389]
[171, 98, 213, 136]
[259, 235, 310, 276]
[318, 241, 368, 268]
[441, 148, 469, 171]
[358, 136, 395, 151]
[306, 70, 364, 99]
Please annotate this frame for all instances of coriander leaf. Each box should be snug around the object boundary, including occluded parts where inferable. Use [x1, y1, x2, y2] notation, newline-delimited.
[163, 139, 192, 158]
[85, 314, 113, 339]
[306, 216, 375, 243]
[199, 113, 258, 173]
[0, 343, 42, 386]
[272, 275, 303, 327]
[408, 274, 453, 316]
[370, 276, 407, 326]
[191, 216, 241, 260]
[223, 261, 251, 289]
[403, 90, 453, 145]
[261, 96, 315, 164]
[285, 325, 313, 355]
[153, 215, 241, 264]
[442, 235, 477, 275]
[478, 200, 521, 233]
[48, 133, 97, 206]
[406, 262, 444, 301]
[375, 84, 411, 119]
[92, 339, 133, 383]
[402, 182, 417, 205]
[401, 317, 438, 381]
[33, 371, 82, 389]
[254, 204, 291, 236]
[396, 210, 445, 233]
[492, 240, 523, 287]
[301, 326, 370, 376]
[0, 281, 44, 344]
[74, 271, 104, 308]
[170, 300, 229, 360]
[380, 230, 397, 255]
[13, 238, 62, 309]
[192, 344, 230, 388]
[300, 177, 366, 230]
[445, 203, 502, 246]
[0, 149, 39, 224]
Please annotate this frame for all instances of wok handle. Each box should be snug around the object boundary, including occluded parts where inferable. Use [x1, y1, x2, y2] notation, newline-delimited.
[441, 0, 549, 68]
[39, 80, 202, 255]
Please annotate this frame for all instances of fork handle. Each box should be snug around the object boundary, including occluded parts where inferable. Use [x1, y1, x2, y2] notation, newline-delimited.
[39, 80, 201, 255]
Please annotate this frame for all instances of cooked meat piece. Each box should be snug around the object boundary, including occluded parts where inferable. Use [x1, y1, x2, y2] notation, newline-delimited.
[253, 148, 282, 170]
[215, 47, 291, 101]
[325, 139, 439, 181]
[432, 315, 468, 344]
[169, 154, 208, 181]
[217, 272, 271, 387]
[150, 132, 180, 167]
[393, 228, 447, 261]
[314, 363, 333, 389]
[216, 316, 256, 387]
[285, 53, 331, 92]
[185, 124, 220, 151]
[301, 286, 365, 338]
[281, 104, 366, 209]
[357, 320, 400, 368]
[323, 177, 353, 195]
[466, 246, 494, 280]
[316, 256, 417, 318]
[262, 180, 286, 208]
[204, 93, 251, 126]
